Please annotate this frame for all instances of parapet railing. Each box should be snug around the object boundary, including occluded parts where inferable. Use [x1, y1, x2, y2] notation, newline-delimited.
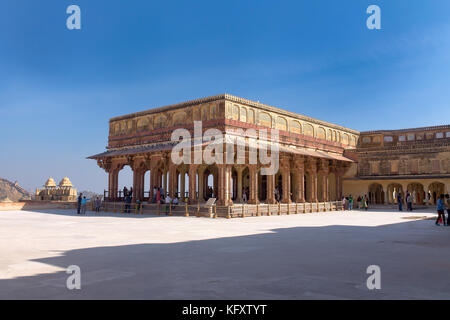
[89, 201, 344, 219]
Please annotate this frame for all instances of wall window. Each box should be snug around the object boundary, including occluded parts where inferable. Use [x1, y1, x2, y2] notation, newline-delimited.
[362, 136, 371, 144]
[398, 135, 406, 142]
[384, 136, 393, 143]
[436, 132, 444, 139]
[446, 132, 450, 138]
[407, 134, 415, 141]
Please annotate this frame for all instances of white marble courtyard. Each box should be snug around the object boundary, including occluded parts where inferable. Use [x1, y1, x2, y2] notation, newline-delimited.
[0, 208, 449, 299]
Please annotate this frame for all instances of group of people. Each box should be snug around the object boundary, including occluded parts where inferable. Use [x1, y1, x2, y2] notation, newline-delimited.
[436, 194, 450, 226]
[396, 192, 415, 212]
[342, 195, 369, 210]
[76, 193, 102, 214]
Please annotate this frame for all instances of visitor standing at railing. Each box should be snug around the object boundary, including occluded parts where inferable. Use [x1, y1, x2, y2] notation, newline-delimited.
[125, 194, 132, 213]
[348, 195, 353, 210]
[80, 196, 90, 214]
[77, 193, 83, 214]
[94, 196, 102, 213]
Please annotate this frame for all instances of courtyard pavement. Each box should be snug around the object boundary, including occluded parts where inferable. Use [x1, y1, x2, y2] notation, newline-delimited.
[0, 207, 449, 299]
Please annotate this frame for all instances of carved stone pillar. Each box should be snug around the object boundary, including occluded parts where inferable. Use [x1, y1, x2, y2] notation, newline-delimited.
[280, 156, 291, 203]
[248, 165, 258, 204]
[266, 173, 276, 204]
[306, 158, 318, 202]
[318, 159, 330, 202]
[198, 167, 205, 202]
[293, 158, 305, 203]
[188, 165, 198, 204]
[217, 165, 233, 206]
[108, 169, 119, 201]
[169, 165, 177, 198]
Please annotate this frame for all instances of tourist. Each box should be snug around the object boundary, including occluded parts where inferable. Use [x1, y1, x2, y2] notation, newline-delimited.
[397, 193, 403, 211]
[357, 195, 362, 209]
[173, 196, 179, 205]
[243, 190, 247, 203]
[156, 188, 161, 204]
[123, 186, 128, 198]
[165, 195, 172, 214]
[445, 194, 450, 226]
[152, 187, 157, 203]
[348, 195, 353, 210]
[406, 193, 413, 212]
[129, 187, 133, 197]
[94, 196, 102, 213]
[364, 195, 369, 210]
[77, 193, 83, 214]
[125, 194, 132, 213]
[80, 196, 89, 214]
[342, 196, 346, 210]
[436, 194, 446, 226]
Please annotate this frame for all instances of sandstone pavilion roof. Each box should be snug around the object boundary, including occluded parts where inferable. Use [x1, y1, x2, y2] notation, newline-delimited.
[59, 177, 73, 188]
[44, 177, 57, 188]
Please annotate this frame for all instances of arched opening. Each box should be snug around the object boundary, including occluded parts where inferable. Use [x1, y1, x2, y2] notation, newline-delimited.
[275, 174, 282, 202]
[144, 170, 151, 201]
[118, 165, 133, 200]
[304, 172, 310, 202]
[406, 182, 425, 205]
[317, 171, 325, 202]
[242, 167, 250, 203]
[328, 172, 336, 201]
[387, 183, 404, 204]
[231, 168, 238, 201]
[368, 183, 384, 204]
[428, 182, 445, 205]
[290, 172, 295, 202]
[259, 173, 267, 202]
[202, 166, 217, 201]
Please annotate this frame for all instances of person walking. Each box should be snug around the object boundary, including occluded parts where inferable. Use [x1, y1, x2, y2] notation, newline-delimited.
[348, 195, 353, 211]
[436, 194, 446, 226]
[77, 193, 83, 214]
[357, 196, 362, 209]
[397, 193, 403, 211]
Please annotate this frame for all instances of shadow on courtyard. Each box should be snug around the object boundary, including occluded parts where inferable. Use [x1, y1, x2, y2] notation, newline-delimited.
[1, 218, 449, 300]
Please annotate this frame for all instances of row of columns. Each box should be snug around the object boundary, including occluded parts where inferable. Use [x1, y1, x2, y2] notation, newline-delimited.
[104, 156, 347, 206]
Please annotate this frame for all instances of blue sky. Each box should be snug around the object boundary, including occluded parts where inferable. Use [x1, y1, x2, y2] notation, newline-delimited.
[1, 0, 449, 193]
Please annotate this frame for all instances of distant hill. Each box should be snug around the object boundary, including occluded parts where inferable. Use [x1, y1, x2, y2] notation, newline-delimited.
[0, 178, 32, 202]
[78, 190, 103, 200]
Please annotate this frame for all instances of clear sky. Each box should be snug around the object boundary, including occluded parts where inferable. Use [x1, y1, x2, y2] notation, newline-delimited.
[1, 0, 449, 193]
